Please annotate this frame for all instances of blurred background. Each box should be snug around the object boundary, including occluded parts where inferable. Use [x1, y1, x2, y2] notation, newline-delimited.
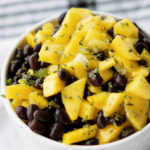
[1, 0, 150, 149]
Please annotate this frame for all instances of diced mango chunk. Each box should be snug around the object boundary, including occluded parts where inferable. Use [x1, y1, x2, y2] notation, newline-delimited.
[125, 75, 150, 99]
[11, 99, 24, 111]
[103, 93, 124, 117]
[124, 93, 149, 130]
[79, 99, 96, 120]
[87, 92, 109, 110]
[21, 100, 29, 108]
[42, 22, 54, 31]
[29, 91, 49, 109]
[114, 18, 138, 38]
[25, 32, 36, 48]
[62, 124, 98, 145]
[141, 49, 150, 67]
[111, 35, 141, 60]
[43, 72, 65, 97]
[61, 78, 86, 121]
[5, 84, 42, 100]
[97, 121, 131, 144]
[88, 85, 102, 94]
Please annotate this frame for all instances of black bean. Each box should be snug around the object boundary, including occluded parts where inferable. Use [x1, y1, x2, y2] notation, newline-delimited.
[138, 31, 145, 42]
[47, 105, 55, 114]
[21, 62, 29, 69]
[16, 48, 24, 61]
[96, 110, 106, 129]
[94, 51, 105, 61]
[119, 126, 135, 139]
[33, 44, 41, 53]
[113, 73, 127, 89]
[105, 117, 110, 124]
[146, 69, 150, 83]
[16, 68, 27, 78]
[13, 76, 19, 82]
[134, 42, 147, 54]
[54, 93, 63, 106]
[16, 106, 27, 119]
[28, 120, 46, 135]
[57, 12, 67, 25]
[27, 104, 39, 121]
[87, 70, 103, 87]
[66, 75, 78, 85]
[33, 110, 51, 123]
[29, 54, 40, 70]
[107, 86, 118, 93]
[49, 123, 64, 140]
[36, 25, 42, 33]
[23, 45, 33, 56]
[25, 56, 31, 64]
[107, 28, 114, 37]
[108, 115, 126, 126]
[78, 138, 99, 145]
[54, 108, 70, 124]
[10, 60, 21, 74]
[143, 38, 150, 51]
[51, 25, 60, 36]
[84, 120, 96, 125]
[58, 69, 71, 81]
[40, 62, 49, 68]
[138, 59, 147, 67]
[33, 77, 44, 89]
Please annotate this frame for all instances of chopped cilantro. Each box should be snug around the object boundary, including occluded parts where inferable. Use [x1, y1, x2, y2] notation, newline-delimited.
[33, 68, 48, 78]
[45, 46, 49, 51]
[93, 67, 99, 74]
[58, 50, 64, 56]
[77, 95, 82, 101]
[49, 100, 60, 109]
[78, 24, 83, 30]
[6, 78, 12, 85]
[1, 94, 6, 98]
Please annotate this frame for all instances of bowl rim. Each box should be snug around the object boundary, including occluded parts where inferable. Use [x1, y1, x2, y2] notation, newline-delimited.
[1, 10, 150, 149]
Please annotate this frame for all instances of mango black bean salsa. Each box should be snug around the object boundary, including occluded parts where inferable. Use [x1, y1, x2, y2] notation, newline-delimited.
[4, 8, 150, 145]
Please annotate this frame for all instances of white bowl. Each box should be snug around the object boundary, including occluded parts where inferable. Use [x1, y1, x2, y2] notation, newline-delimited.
[1, 11, 150, 150]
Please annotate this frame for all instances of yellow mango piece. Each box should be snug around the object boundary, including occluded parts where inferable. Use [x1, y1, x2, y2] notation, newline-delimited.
[87, 92, 109, 110]
[103, 93, 124, 117]
[43, 72, 65, 97]
[148, 109, 150, 120]
[111, 35, 140, 60]
[79, 99, 96, 120]
[92, 16, 104, 31]
[141, 49, 150, 67]
[124, 93, 149, 130]
[21, 100, 29, 108]
[5, 84, 42, 100]
[97, 121, 131, 144]
[88, 85, 102, 94]
[64, 60, 87, 79]
[125, 75, 150, 99]
[83, 28, 106, 45]
[131, 66, 149, 78]
[42, 22, 54, 31]
[48, 64, 60, 74]
[99, 58, 116, 71]
[114, 54, 138, 73]
[86, 39, 108, 51]
[62, 124, 98, 145]
[11, 99, 23, 111]
[100, 69, 114, 84]
[61, 78, 86, 121]
[25, 32, 36, 48]
[29, 91, 49, 109]
[39, 40, 63, 64]
[75, 15, 96, 38]
[126, 37, 138, 45]
[60, 37, 82, 63]
[35, 30, 52, 44]
[114, 18, 138, 38]
[102, 16, 116, 31]
[62, 8, 92, 32]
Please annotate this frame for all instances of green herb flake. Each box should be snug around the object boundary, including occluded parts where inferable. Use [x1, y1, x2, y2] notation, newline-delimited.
[77, 95, 82, 101]
[6, 78, 12, 85]
[59, 34, 66, 37]
[108, 82, 113, 88]
[78, 24, 83, 30]
[45, 46, 49, 51]
[49, 100, 60, 109]
[34, 38, 37, 43]
[81, 118, 88, 122]
[64, 95, 67, 99]
[124, 95, 127, 99]
[93, 67, 99, 74]
[44, 34, 48, 38]
[64, 23, 68, 27]
[1, 94, 6, 98]
[33, 68, 48, 78]
[71, 67, 75, 70]
[79, 41, 83, 45]
[126, 102, 134, 106]
[125, 23, 129, 26]
[121, 23, 124, 27]
[58, 50, 64, 56]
